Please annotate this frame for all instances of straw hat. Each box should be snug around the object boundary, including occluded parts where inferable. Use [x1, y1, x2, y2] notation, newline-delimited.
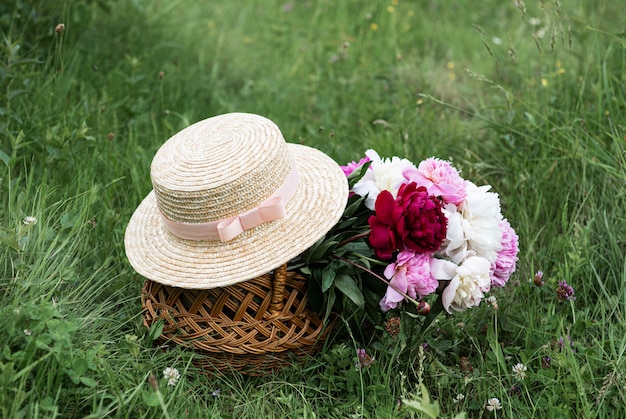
[124, 113, 348, 289]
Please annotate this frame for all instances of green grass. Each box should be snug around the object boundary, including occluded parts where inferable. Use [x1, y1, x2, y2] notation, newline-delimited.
[1, 0, 625, 417]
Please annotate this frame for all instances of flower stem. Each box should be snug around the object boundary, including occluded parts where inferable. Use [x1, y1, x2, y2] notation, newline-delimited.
[333, 255, 421, 307]
[336, 231, 370, 248]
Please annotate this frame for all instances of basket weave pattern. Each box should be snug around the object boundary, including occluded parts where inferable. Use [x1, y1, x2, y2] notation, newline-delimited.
[142, 264, 330, 374]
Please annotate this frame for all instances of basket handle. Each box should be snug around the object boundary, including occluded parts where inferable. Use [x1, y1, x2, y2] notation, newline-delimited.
[268, 264, 287, 315]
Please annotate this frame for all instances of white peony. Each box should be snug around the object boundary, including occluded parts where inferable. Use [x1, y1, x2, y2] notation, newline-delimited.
[449, 181, 503, 263]
[431, 256, 491, 313]
[352, 149, 416, 210]
[438, 203, 467, 264]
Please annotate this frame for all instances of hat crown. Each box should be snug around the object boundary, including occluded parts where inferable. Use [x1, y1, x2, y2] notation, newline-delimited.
[151, 113, 293, 224]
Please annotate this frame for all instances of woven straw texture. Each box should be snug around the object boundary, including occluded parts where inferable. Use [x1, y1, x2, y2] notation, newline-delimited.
[125, 113, 348, 289]
[142, 264, 332, 375]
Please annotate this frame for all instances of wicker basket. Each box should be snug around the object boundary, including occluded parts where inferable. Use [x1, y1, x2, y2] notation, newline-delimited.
[141, 264, 332, 375]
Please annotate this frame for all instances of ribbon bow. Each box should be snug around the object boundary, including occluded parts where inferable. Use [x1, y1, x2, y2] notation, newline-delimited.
[216, 197, 286, 242]
[159, 165, 300, 242]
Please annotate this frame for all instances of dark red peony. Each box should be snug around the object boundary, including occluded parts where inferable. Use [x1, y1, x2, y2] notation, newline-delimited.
[368, 182, 447, 260]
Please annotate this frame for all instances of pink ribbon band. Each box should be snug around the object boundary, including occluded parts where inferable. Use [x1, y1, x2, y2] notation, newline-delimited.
[160, 166, 300, 242]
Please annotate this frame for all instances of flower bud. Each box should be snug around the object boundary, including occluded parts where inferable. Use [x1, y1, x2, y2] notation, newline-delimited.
[533, 270, 544, 287]
[417, 301, 430, 315]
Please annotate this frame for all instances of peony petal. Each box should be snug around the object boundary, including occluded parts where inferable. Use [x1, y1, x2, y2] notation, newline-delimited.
[430, 258, 458, 281]
[365, 149, 381, 162]
[383, 261, 398, 279]
[389, 271, 409, 294]
[379, 283, 405, 312]
[460, 256, 491, 276]
[441, 276, 460, 313]
[374, 190, 395, 223]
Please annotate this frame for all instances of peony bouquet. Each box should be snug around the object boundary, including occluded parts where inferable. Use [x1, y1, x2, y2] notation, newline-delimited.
[293, 149, 519, 327]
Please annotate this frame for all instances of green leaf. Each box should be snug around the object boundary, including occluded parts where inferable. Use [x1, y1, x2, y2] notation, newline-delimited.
[148, 319, 164, 343]
[60, 212, 80, 230]
[321, 265, 336, 292]
[80, 376, 98, 387]
[340, 241, 370, 252]
[309, 240, 338, 261]
[487, 320, 508, 373]
[71, 357, 88, 376]
[323, 288, 336, 322]
[334, 216, 359, 230]
[342, 195, 367, 217]
[141, 391, 161, 407]
[0, 149, 9, 166]
[8, 89, 29, 100]
[402, 383, 441, 418]
[346, 161, 371, 188]
[0, 227, 20, 252]
[66, 368, 81, 385]
[334, 274, 364, 307]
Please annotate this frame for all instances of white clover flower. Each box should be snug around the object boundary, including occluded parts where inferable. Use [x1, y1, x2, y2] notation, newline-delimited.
[352, 149, 416, 210]
[512, 363, 527, 380]
[23, 329, 32, 336]
[23, 216, 37, 225]
[453, 393, 465, 403]
[485, 295, 498, 310]
[486, 397, 502, 411]
[163, 367, 180, 386]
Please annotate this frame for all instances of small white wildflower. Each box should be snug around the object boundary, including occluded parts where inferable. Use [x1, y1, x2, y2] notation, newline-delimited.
[492, 36, 502, 45]
[23, 329, 32, 336]
[485, 295, 499, 310]
[163, 367, 180, 386]
[529, 17, 541, 26]
[453, 393, 465, 403]
[486, 397, 502, 411]
[23, 216, 37, 225]
[512, 362, 527, 380]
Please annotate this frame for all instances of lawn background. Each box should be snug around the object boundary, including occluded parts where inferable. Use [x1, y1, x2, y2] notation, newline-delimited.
[1, 0, 625, 417]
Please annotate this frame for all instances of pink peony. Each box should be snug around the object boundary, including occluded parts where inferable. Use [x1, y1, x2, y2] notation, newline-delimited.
[369, 182, 447, 260]
[404, 157, 467, 205]
[490, 219, 519, 288]
[379, 251, 438, 312]
[341, 156, 371, 177]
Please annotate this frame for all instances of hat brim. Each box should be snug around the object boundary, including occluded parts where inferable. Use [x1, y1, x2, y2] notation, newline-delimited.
[124, 144, 348, 289]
